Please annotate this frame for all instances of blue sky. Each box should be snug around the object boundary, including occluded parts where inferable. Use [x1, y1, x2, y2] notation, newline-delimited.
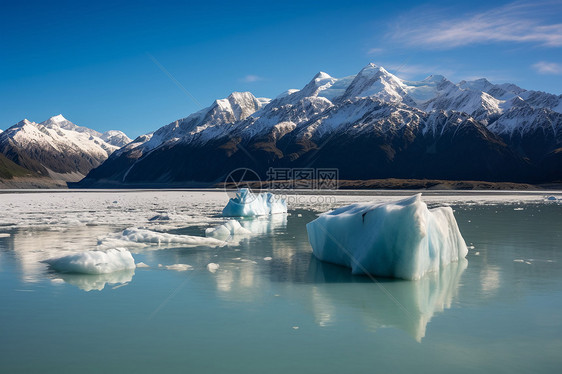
[1, 0, 561, 137]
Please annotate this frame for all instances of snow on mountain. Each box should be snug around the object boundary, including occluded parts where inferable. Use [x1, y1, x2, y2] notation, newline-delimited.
[113, 91, 269, 162]
[337, 64, 415, 105]
[296, 97, 424, 140]
[0, 115, 130, 181]
[488, 104, 562, 137]
[100, 130, 132, 147]
[112, 63, 562, 157]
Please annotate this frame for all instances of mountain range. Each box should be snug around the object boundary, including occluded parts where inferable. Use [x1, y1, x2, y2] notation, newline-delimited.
[2, 63, 561, 188]
[78, 63, 562, 187]
[0, 115, 130, 187]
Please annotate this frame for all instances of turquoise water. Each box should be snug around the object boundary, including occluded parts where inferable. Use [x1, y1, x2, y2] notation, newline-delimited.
[1, 194, 561, 373]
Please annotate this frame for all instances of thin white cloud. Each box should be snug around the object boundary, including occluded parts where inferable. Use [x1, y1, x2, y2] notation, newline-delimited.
[367, 47, 384, 55]
[377, 62, 456, 80]
[532, 61, 562, 74]
[389, 1, 562, 49]
[240, 74, 263, 83]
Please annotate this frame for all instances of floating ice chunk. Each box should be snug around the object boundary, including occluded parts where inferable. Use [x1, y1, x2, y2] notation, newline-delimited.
[44, 248, 136, 275]
[222, 188, 287, 217]
[165, 264, 193, 271]
[0, 233, 10, 238]
[148, 213, 170, 221]
[306, 194, 468, 280]
[136, 262, 150, 268]
[116, 228, 225, 247]
[207, 263, 220, 273]
[263, 257, 272, 261]
[205, 220, 252, 239]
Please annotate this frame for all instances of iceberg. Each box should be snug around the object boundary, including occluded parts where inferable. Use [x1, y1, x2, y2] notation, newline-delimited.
[306, 194, 468, 280]
[44, 248, 136, 275]
[222, 188, 287, 217]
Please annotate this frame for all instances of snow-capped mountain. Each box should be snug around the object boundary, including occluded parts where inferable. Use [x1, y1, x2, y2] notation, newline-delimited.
[0, 115, 131, 183]
[76, 63, 562, 186]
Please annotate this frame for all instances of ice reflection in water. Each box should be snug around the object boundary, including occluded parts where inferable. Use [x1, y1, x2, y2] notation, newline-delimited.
[52, 270, 135, 292]
[305, 258, 467, 341]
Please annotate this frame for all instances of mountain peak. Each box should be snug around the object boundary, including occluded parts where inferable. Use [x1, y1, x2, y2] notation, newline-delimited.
[49, 114, 67, 123]
[358, 63, 390, 76]
[295, 71, 337, 99]
[13, 119, 35, 128]
[338, 63, 407, 102]
[314, 71, 332, 80]
[458, 78, 493, 92]
[227, 91, 255, 101]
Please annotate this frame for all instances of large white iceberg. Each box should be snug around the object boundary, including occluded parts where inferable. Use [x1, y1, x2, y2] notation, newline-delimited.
[222, 188, 287, 217]
[306, 194, 468, 280]
[44, 248, 136, 275]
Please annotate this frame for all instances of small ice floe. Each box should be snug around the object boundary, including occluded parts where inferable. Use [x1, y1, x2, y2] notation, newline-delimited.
[0, 233, 10, 238]
[306, 194, 468, 280]
[165, 264, 193, 271]
[136, 262, 150, 268]
[108, 227, 225, 247]
[239, 259, 258, 264]
[222, 188, 287, 217]
[292, 326, 299, 330]
[467, 245, 475, 249]
[207, 263, 220, 273]
[474, 252, 480, 255]
[205, 220, 252, 239]
[297, 214, 303, 218]
[148, 213, 170, 221]
[263, 257, 273, 261]
[44, 248, 136, 275]
[513, 207, 524, 211]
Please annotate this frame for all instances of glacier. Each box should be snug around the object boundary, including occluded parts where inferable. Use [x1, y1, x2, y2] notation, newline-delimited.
[222, 188, 287, 217]
[44, 248, 136, 275]
[306, 194, 468, 280]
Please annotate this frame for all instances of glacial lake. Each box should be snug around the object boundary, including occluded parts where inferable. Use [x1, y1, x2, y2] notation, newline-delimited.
[0, 190, 561, 373]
